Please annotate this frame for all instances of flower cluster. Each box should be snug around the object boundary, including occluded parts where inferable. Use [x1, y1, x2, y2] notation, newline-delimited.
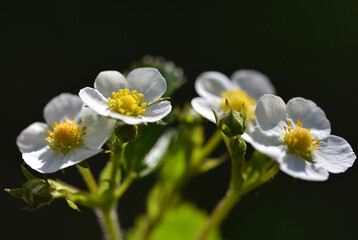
[8, 59, 357, 240]
[17, 68, 172, 173]
[191, 70, 356, 181]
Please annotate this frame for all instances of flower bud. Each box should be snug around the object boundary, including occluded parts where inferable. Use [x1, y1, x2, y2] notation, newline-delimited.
[22, 178, 53, 210]
[213, 101, 246, 138]
[115, 124, 137, 143]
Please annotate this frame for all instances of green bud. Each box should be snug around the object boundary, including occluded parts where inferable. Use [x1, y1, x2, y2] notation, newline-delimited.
[231, 137, 247, 158]
[115, 124, 137, 143]
[213, 101, 246, 138]
[22, 178, 53, 210]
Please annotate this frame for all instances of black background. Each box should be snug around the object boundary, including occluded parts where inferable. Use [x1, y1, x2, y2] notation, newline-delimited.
[1, 1, 358, 239]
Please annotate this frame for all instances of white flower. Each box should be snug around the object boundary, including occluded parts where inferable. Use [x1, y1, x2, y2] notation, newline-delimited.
[191, 70, 275, 141]
[79, 68, 172, 125]
[250, 94, 356, 181]
[16, 93, 116, 173]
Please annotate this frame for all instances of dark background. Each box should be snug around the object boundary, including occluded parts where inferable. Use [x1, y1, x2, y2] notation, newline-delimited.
[1, 1, 358, 239]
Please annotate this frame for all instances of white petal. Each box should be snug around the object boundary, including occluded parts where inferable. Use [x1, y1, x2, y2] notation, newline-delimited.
[255, 94, 288, 136]
[60, 146, 101, 170]
[79, 107, 116, 149]
[231, 70, 275, 99]
[191, 97, 221, 123]
[23, 147, 64, 173]
[17, 122, 49, 153]
[249, 127, 286, 159]
[79, 87, 111, 117]
[278, 153, 329, 181]
[313, 135, 356, 173]
[195, 71, 233, 101]
[287, 97, 331, 139]
[94, 71, 128, 98]
[44, 93, 84, 127]
[126, 68, 167, 103]
[142, 100, 172, 122]
[104, 111, 145, 125]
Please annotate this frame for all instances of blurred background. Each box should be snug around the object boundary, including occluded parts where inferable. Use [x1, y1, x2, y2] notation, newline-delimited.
[1, 1, 358, 239]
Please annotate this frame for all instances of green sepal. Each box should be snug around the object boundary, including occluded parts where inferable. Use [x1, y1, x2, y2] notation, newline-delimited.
[77, 160, 89, 169]
[66, 199, 81, 212]
[21, 165, 36, 180]
[5, 188, 25, 199]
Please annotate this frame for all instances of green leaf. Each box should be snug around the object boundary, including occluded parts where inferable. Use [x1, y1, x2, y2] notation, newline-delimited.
[149, 203, 221, 240]
[137, 129, 176, 178]
[123, 122, 168, 175]
[21, 165, 36, 180]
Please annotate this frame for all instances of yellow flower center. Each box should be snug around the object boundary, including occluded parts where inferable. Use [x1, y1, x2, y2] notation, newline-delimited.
[221, 89, 256, 121]
[45, 117, 86, 154]
[284, 119, 320, 161]
[108, 89, 147, 116]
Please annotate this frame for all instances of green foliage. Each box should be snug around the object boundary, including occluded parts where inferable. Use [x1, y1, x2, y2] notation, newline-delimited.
[149, 203, 221, 240]
[241, 151, 279, 194]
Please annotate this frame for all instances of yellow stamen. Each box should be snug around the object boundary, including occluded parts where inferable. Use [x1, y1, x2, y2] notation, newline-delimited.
[107, 89, 147, 116]
[284, 119, 320, 161]
[45, 118, 86, 154]
[220, 89, 256, 121]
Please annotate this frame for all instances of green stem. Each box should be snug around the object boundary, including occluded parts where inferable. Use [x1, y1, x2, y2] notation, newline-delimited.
[195, 136, 245, 240]
[97, 207, 122, 240]
[196, 190, 241, 240]
[77, 165, 99, 197]
[114, 172, 136, 199]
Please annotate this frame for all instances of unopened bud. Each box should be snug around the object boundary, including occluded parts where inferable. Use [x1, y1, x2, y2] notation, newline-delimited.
[115, 124, 137, 143]
[22, 178, 53, 210]
[213, 101, 246, 138]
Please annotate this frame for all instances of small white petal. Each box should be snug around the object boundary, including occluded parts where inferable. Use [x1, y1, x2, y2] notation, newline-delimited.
[23, 146, 101, 173]
[249, 127, 286, 159]
[231, 70, 275, 99]
[142, 101, 172, 122]
[287, 97, 331, 139]
[195, 71, 234, 101]
[80, 107, 116, 149]
[278, 153, 329, 181]
[44, 93, 83, 127]
[23, 147, 64, 173]
[17, 122, 49, 153]
[105, 111, 145, 125]
[126, 68, 167, 103]
[94, 71, 128, 98]
[255, 94, 288, 135]
[79, 87, 111, 117]
[191, 97, 221, 123]
[60, 146, 102, 170]
[313, 135, 356, 173]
